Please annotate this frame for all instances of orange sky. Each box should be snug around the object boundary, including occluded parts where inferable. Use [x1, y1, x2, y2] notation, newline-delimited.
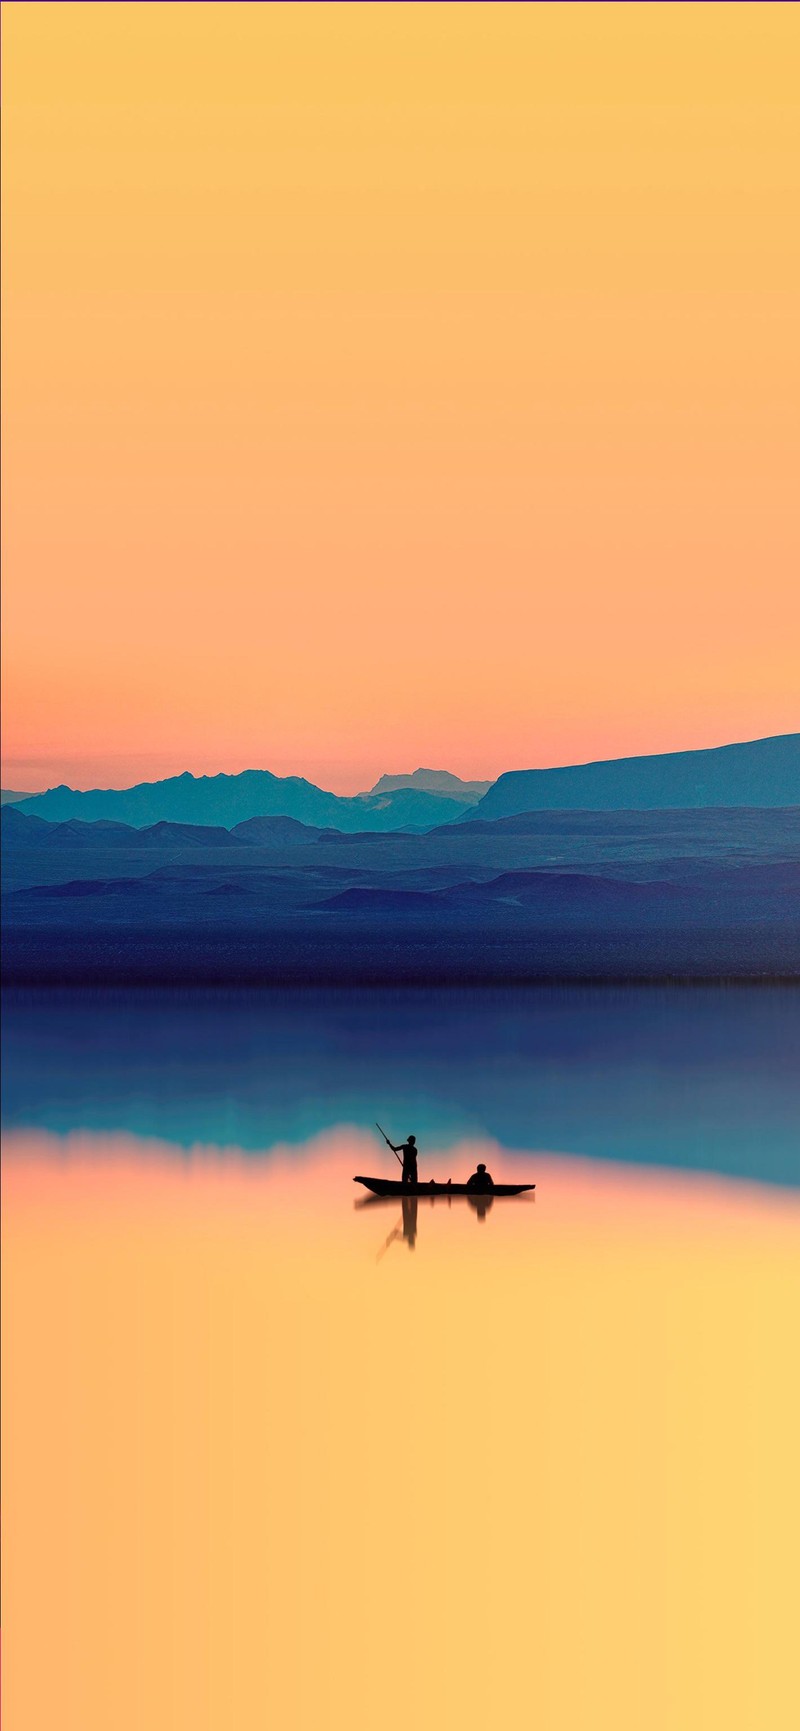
[3, 2, 799, 794]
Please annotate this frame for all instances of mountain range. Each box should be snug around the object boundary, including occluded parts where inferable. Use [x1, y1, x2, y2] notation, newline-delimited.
[10, 734, 799, 831]
[13, 769, 472, 831]
[4, 797, 799, 983]
[4, 734, 798, 983]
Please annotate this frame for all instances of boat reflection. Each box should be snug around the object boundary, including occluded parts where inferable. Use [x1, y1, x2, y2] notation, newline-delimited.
[372, 1193, 419, 1258]
[357, 1188, 504, 1257]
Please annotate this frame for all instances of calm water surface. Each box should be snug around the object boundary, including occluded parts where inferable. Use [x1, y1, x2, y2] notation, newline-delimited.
[3, 987, 799, 1731]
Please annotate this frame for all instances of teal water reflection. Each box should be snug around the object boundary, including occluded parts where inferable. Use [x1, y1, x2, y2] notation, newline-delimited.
[2, 985, 798, 1187]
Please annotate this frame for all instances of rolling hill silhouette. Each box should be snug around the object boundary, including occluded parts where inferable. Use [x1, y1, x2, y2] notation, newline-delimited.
[472, 734, 800, 818]
[4, 741, 799, 981]
[318, 864, 795, 925]
[4, 798, 798, 980]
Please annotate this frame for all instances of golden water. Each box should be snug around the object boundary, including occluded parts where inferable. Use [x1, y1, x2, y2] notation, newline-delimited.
[4, 1124, 799, 1731]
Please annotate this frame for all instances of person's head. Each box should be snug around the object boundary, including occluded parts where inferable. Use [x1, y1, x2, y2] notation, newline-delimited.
[407, 1135, 416, 1146]
[477, 1163, 486, 1173]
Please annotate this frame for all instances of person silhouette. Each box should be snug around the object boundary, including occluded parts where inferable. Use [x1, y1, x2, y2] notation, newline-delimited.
[388, 1133, 418, 1188]
[466, 1161, 494, 1193]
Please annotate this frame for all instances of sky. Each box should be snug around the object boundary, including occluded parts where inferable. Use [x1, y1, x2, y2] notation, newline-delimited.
[3, 1, 799, 795]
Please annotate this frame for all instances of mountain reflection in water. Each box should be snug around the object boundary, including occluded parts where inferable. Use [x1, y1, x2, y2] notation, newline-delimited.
[3, 983, 799, 1186]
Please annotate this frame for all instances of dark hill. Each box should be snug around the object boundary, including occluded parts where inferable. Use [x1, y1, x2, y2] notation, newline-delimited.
[1, 807, 240, 850]
[132, 821, 238, 848]
[229, 815, 324, 846]
[319, 862, 798, 925]
[447, 870, 682, 905]
[473, 734, 800, 819]
[38, 818, 139, 846]
[320, 871, 685, 917]
[1, 806, 51, 840]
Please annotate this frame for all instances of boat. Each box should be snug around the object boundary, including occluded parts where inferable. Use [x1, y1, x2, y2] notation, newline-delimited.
[353, 1175, 535, 1197]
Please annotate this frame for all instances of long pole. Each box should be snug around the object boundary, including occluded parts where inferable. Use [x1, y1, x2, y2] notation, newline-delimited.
[376, 1122, 402, 1168]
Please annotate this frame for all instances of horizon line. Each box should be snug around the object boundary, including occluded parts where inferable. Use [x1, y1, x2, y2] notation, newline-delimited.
[4, 728, 797, 801]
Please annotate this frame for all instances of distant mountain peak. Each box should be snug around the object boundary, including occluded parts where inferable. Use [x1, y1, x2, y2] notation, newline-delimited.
[368, 768, 493, 804]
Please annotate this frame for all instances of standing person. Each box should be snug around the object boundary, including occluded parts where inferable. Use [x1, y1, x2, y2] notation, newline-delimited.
[387, 1133, 419, 1188]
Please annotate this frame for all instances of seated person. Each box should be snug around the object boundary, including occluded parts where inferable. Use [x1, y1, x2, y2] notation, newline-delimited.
[466, 1162, 494, 1193]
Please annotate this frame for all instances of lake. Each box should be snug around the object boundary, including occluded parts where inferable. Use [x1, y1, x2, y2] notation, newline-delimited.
[3, 985, 799, 1731]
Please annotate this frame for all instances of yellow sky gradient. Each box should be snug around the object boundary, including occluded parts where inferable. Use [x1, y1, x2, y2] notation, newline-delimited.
[3, 2, 799, 792]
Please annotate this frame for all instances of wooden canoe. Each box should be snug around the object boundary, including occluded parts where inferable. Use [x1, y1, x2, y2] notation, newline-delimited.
[353, 1175, 534, 1197]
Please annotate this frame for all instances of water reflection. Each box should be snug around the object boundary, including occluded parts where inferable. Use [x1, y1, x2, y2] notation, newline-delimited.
[3, 985, 798, 1185]
[4, 994, 799, 1726]
[358, 1188, 504, 1257]
[468, 1192, 494, 1222]
[373, 1193, 418, 1257]
[4, 1119, 799, 1731]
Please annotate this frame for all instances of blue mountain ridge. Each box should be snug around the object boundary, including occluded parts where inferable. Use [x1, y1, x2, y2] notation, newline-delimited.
[4, 744, 799, 981]
[15, 769, 472, 831]
[472, 733, 800, 818]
